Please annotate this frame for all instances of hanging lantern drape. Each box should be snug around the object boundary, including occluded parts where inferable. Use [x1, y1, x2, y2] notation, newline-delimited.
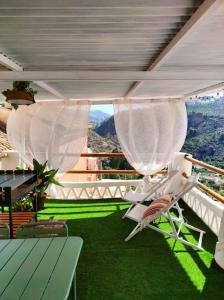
[7, 101, 90, 173]
[113, 99, 187, 175]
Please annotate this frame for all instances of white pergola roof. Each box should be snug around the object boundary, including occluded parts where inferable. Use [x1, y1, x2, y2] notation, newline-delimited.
[0, 0, 224, 102]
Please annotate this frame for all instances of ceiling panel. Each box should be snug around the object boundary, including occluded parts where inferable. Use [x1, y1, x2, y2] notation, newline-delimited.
[132, 79, 221, 98]
[0, 0, 201, 73]
[45, 81, 131, 99]
[2, 0, 218, 100]
[155, 3, 224, 67]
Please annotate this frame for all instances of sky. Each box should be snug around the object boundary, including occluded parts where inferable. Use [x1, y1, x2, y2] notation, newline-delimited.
[89, 95, 224, 116]
[91, 104, 113, 115]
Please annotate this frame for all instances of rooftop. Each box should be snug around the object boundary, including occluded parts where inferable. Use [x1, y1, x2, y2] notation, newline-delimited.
[0, 130, 11, 152]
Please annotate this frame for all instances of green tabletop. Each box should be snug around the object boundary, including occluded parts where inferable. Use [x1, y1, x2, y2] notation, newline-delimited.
[0, 237, 83, 300]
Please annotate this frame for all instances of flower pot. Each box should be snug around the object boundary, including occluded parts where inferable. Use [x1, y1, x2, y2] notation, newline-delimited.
[2, 89, 35, 105]
[32, 197, 45, 211]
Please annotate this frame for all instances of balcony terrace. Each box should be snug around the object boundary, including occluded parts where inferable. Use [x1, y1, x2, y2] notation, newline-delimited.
[0, 0, 224, 299]
[0, 151, 223, 299]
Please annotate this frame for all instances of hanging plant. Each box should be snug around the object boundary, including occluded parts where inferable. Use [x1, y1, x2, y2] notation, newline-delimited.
[2, 81, 37, 108]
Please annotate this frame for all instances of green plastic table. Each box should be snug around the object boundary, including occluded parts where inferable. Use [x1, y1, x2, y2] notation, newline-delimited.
[0, 237, 83, 300]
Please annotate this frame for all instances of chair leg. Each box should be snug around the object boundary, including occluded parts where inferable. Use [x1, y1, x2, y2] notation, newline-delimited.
[173, 202, 184, 222]
[169, 214, 205, 250]
[122, 203, 134, 219]
[125, 223, 142, 242]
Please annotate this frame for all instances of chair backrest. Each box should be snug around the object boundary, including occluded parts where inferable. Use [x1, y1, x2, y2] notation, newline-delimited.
[162, 168, 181, 194]
[173, 174, 199, 198]
[142, 169, 178, 199]
[0, 222, 10, 239]
[125, 169, 178, 201]
[141, 175, 198, 226]
[16, 221, 68, 239]
[137, 176, 152, 193]
[168, 175, 198, 210]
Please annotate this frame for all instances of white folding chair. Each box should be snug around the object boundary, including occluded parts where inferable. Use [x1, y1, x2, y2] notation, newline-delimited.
[124, 175, 205, 251]
[122, 169, 178, 219]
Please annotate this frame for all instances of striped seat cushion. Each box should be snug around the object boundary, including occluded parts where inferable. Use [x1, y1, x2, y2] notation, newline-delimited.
[142, 194, 173, 220]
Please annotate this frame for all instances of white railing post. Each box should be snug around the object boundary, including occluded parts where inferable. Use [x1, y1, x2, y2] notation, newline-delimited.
[215, 215, 224, 269]
[48, 179, 141, 200]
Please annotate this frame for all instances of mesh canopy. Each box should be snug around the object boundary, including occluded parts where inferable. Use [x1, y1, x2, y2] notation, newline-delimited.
[113, 99, 187, 175]
[7, 101, 90, 172]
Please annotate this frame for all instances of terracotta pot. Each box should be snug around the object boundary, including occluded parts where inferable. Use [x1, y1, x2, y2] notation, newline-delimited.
[2, 89, 35, 105]
[32, 196, 46, 211]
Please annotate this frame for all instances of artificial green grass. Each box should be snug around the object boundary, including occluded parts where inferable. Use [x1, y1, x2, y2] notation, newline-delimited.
[38, 199, 224, 300]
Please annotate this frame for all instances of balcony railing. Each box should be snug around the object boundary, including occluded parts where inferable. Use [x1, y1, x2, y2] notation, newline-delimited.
[53, 179, 140, 200]
[184, 155, 224, 204]
[184, 155, 224, 176]
[68, 152, 166, 175]
[56, 152, 224, 203]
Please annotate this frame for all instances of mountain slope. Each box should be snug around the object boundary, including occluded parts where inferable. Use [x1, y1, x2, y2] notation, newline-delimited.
[182, 112, 224, 167]
[89, 110, 110, 127]
[88, 130, 120, 153]
[94, 107, 224, 168]
[186, 97, 224, 116]
[95, 115, 116, 136]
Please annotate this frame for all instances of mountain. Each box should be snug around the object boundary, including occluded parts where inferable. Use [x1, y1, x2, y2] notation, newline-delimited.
[93, 100, 224, 168]
[182, 112, 224, 168]
[89, 110, 110, 127]
[186, 97, 224, 116]
[88, 130, 120, 153]
[95, 115, 116, 136]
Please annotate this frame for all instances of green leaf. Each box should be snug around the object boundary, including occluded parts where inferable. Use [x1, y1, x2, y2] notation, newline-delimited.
[50, 178, 64, 187]
[32, 159, 62, 190]
[11, 103, 19, 110]
[33, 158, 40, 171]
[42, 160, 48, 171]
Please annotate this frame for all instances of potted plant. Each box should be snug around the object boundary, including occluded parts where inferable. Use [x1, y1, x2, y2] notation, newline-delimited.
[12, 196, 33, 212]
[2, 81, 37, 108]
[32, 159, 63, 211]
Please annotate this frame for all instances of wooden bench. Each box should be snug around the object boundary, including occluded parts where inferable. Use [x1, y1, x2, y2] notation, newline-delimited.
[0, 212, 36, 238]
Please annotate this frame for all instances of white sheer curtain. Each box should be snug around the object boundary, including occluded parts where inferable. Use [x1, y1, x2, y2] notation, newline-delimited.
[7, 101, 90, 173]
[7, 105, 34, 166]
[113, 99, 187, 175]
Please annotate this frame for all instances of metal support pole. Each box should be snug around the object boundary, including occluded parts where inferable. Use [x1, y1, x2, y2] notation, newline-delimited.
[4, 187, 13, 239]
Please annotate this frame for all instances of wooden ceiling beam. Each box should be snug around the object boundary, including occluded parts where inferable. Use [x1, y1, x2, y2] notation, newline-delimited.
[185, 82, 224, 98]
[0, 70, 224, 81]
[0, 53, 22, 71]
